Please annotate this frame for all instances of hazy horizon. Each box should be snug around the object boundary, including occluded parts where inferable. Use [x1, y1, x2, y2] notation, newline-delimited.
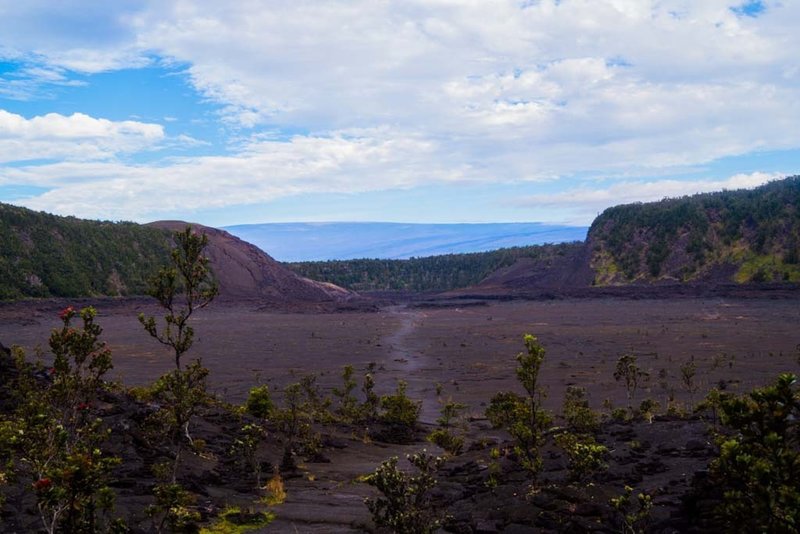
[224, 221, 588, 262]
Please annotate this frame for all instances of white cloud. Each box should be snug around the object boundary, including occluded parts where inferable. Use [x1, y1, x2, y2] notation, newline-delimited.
[0, 110, 164, 162]
[128, 1, 800, 176]
[513, 171, 784, 224]
[1, 1, 800, 220]
[0, 1, 150, 73]
[3, 129, 461, 220]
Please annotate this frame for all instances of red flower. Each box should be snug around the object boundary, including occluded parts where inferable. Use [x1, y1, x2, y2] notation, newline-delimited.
[59, 306, 75, 321]
[77, 402, 90, 411]
[33, 478, 52, 491]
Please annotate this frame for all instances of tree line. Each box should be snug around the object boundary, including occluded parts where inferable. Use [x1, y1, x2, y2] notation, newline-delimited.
[287, 242, 583, 291]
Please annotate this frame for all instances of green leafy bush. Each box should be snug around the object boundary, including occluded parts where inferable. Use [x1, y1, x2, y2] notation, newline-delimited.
[554, 431, 608, 482]
[245, 385, 274, 420]
[11, 307, 120, 534]
[711, 373, 800, 532]
[230, 423, 268, 488]
[427, 429, 464, 456]
[680, 360, 699, 411]
[610, 485, 653, 534]
[562, 385, 599, 434]
[436, 398, 467, 428]
[332, 365, 359, 422]
[378, 381, 421, 443]
[364, 451, 445, 534]
[147, 480, 200, 533]
[638, 398, 660, 423]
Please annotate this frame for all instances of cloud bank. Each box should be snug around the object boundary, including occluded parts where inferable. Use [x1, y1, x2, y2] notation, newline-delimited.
[0, 1, 798, 223]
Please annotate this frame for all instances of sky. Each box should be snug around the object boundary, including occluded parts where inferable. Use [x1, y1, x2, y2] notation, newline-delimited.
[0, 0, 799, 227]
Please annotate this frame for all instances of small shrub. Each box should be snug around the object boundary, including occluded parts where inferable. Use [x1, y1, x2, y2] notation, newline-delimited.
[230, 423, 267, 488]
[680, 360, 699, 411]
[147, 360, 211, 481]
[138, 228, 217, 482]
[436, 398, 467, 428]
[696, 387, 725, 428]
[554, 431, 608, 483]
[610, 485, 653, 534]
[275, 383, 311, 470]
[614, 354, 648, 410]
[360, 372, 379, 422]
[364, 451, 445, 534]
[12, 307, 120, 534]
[426, 428, 464, 456]
[637, 398, 660, 423]
[200, 506, 274, 534]
[378, 381, 421, 443]
[299, 374, 332, 423]
[485, 335, 552, 476]
[485, 391, 521, 428]
[245, 385, 274, 420]
[562, 386, 599, 434]
[147, 481, 200, 533]
[332, 365, 359, 423]
[610, 407, 630, 422]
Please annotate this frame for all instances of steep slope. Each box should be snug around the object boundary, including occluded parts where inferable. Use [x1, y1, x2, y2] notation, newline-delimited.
[587, 176, 800, 284]
[472, 243, 593, 291]
[0, 203, 171, 299]
[149, 221, 353, 304]
[0, 204, 354, 304]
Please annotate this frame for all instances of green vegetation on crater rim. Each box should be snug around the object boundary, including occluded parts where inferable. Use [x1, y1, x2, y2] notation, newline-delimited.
[291, 176, 800, 290]
[1, 175, 799, 300]
[0, 204, 171, 299]
[589, 175, 800, 284]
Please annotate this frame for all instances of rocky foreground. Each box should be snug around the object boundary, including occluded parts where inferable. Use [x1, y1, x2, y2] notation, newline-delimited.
[1, 338, 742, 533]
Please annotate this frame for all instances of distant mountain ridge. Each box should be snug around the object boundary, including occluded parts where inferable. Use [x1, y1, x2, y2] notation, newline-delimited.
[222, 222, 588, 261]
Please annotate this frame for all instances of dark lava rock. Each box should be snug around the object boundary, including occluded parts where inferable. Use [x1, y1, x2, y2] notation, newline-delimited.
[475, 518, 500, 532]
[684, 439, 708, 452]
[503, 524, 539, 533]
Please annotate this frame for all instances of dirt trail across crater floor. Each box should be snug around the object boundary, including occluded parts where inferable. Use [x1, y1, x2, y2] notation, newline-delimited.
[379, 305, 445, 423]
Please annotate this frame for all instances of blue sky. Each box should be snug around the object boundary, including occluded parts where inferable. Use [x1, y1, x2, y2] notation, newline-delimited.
[0, 0, 798, 226]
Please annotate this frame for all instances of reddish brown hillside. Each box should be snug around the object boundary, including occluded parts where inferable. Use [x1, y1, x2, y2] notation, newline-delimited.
[148, 221, 354, 305]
